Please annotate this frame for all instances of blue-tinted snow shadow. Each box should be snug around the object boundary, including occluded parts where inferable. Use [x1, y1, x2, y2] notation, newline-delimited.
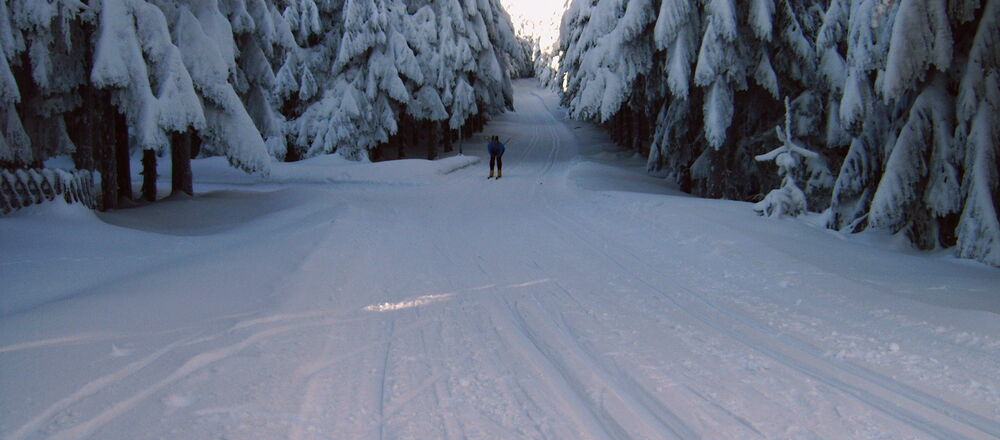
[97, 187, 332, 236]
[564, 121, 686, 197]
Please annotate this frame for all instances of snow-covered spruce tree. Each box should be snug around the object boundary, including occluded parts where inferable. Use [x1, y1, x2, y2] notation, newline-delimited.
[523, 4, 566, 91]
[693, 1, 825, 200]
[0, 0, 34, 168]
[283, 0, 517, 162]
[282, 0, 322, 47]
[2, 0, 521, 207]
[754, 97, 821, 217]
[956, 72, 1000, 265]
[561, 0, 824, 200]
[559, 0, 999, 266]
[6, 0, 129, 209]
[459, 0, 516, 122]
[436, 0, 519, 149]
[294, 0, 404, 160]
[401, 3, 448, 160]
[867, 77, 953, 248]
[13, 0, 98, 169]
[92, 0, 204, 201]
[556, 0, 592, 109]
[644, 0, 700, 189]
[0, 0, 275, 212]
[231, 0, 294, 164]
[825, 0, 905, 234]
[394, 0, 518, 160]
[505, 2, 562, 82]
[825, 0, 997, 259]
[557, 0, 661, 161]
[822, 3, 876, 230]
[434, 0, 475, 154]
[271, 0, 344, 161]
[954, 0, 1000, 265]
[562, 0, 656, 125]
[533, 38, 561, 89]
[510, 35, 535, 79]
[175, 2, 271, 175]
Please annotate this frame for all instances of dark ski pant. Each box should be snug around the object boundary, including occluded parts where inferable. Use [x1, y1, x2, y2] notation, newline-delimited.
[490, 152, 503, 172]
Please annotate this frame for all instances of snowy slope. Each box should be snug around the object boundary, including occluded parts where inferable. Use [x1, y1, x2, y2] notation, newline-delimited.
[1, 80, 998, 440]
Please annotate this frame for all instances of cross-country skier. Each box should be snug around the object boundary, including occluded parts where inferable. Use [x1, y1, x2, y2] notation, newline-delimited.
[487, 135, 505, 179]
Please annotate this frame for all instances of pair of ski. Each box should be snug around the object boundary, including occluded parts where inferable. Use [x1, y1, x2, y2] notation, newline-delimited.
[487, 176, 502, 180]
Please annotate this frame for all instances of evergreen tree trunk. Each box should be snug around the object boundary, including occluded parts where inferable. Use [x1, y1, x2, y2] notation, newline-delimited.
[627, 110, 636, 151]
[628, 112, 635, 152]
[634, 110, 643, 153]
[402, 118, 414, 159]
[443, 125, 453, 153]
[70, 84, 96, 172]
[620, 110, 629, 148]
[284, 144, 301, 162]
[616, 112, 626, 146]
[617, 112, 625, 145]
[410, 119, 420, 156]
[191, 134, 202, 158]
[462, 119, 472, 140]
[379, 134, 392, 161]
[640, 114, 654, 157]
[68, 19, 95, 173]
[395, 128, 404, 159]
[426, 120, 438, 160]
[95, 90, 118, 211]
[67, 15, 117, 210]
[171, 130, 193, 196]
[475, 113, 485, 132]
[114, 111, 131, 202]
[369, 144, 383, 162]
[141, 149, 156, 202]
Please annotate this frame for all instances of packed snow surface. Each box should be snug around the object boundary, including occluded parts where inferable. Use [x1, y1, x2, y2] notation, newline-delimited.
[2, 81, 999, 439]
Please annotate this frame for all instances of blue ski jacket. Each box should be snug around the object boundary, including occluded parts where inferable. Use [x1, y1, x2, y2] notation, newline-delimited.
[488, 140, 505, 155]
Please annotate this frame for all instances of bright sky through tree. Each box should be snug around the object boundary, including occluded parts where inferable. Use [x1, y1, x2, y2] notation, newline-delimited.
[501, 0, 566, 49]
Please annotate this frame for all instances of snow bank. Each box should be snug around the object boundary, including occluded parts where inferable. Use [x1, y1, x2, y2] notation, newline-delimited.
[432, 155, 481, 175]
[0, 186, 336, 316]
[0, 202, 131, 314]
[105, 154, 483, 189]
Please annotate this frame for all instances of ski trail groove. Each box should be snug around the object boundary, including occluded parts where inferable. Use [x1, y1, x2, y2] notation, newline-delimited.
[485, 305, 615, 440]
[43, 319, 342, 440]
[4, 341, 184, 440]
[376, 319, 395, 440]
[548, 197, 999, 439]
[501, 297, 634, 440]
[519, 293, 702, 440]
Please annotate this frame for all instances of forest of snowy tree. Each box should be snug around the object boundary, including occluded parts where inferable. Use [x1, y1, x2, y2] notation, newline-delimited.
[0, 0, 522, 209]
[1, 0, 997, 268]
[557, 0, 1000, 267]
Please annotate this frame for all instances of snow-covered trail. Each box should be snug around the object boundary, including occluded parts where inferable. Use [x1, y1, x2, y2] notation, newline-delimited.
[2, 80, 999, 440]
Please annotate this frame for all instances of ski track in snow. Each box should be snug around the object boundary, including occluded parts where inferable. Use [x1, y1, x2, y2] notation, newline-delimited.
[535, 181, 999, 438]
[1, 80, 999, 440]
